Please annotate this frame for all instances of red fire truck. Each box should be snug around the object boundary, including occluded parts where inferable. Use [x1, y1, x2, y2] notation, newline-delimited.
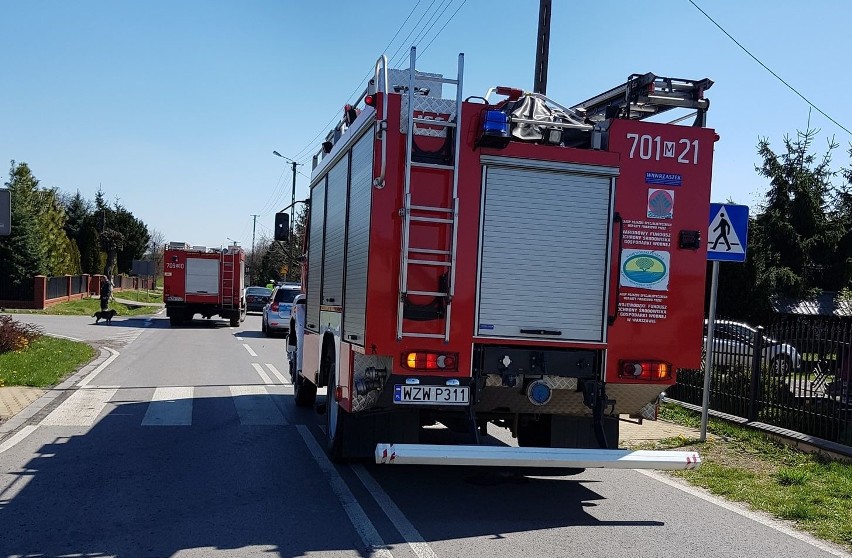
[163, 242, 247, 327]
[284, 47, 714, 469]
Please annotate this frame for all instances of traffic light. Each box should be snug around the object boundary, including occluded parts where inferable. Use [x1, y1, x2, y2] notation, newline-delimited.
[274, 212, 289, 242]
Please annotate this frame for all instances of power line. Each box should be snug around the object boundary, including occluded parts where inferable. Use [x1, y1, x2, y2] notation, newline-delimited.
[398, 0, 455, 66]
[289, 2, 431, 164]
[388, 0, 437, 67]
[420, 0, 469, 56]
[689, 0, 851, 136]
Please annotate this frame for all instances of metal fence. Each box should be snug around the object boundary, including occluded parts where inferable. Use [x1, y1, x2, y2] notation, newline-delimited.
[0, 278, 33, 301]
[70, 275, 86, 295]
[46, 276, 68, 300]
[669, 315, 852, 445]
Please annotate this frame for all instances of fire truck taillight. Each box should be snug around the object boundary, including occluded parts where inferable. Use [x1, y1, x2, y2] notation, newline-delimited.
[402, 352, 458, 371]
[618, 360, 672, 381]
[364, 95, 376, 107]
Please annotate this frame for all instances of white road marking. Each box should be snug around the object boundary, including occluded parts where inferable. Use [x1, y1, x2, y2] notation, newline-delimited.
[296, 425, 393, 558]
[77, 347, 120, 387]
[141, 387, 194, 426]
[265, 363, 289, 384]
[242, 343, 258, 357]
[41, 387, 118, 426]
[236, 336, 243, 341]
[638, 470, 852, 557]
[0, 426, 39, 454]
[351, 464, 437, 558]
[251, 363, 273, 385]
[229, 386, 287, 425]
[47, 333, 83, 342]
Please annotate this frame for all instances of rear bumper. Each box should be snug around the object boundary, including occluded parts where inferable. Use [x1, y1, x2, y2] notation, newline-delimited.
[375, 444, 701, 470]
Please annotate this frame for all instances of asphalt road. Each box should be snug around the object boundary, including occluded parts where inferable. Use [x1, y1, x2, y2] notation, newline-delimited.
[0, 313, 848, 558]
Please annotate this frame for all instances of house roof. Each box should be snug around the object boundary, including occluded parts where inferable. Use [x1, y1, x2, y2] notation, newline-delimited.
[772, 292, 852, 317]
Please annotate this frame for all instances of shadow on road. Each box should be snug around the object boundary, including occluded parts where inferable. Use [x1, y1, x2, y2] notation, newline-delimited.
[1, 394, 664, 558]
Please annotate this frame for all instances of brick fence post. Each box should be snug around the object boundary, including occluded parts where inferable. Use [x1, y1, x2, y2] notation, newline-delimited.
[83, 274, 90, 296]
[65, 274, 72, 302]
[34, 276, 47, 310]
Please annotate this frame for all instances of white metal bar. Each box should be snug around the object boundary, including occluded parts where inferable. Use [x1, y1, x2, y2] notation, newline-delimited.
[373, 54, 389, 188]
[410, 216, 453, 224]
[397, 47, 418, 341]
[375, 444, 702, 470]
[412, 118, 456, 127]
[410, 162, 455, 170]
[407, 248, 452, 255]
[400, 333, 446, 339]
[446, 52, 465, 343]
[406, 290, 448, 297]
[408, 260, 451, 267]
[408, 205, 453, 213]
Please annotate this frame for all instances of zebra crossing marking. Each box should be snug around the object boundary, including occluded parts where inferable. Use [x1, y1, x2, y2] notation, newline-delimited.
[141, 387, 194, 426]
[229, 386, 287, 425]
[41, 387, 118, 426]
[265, 363, 289, 384]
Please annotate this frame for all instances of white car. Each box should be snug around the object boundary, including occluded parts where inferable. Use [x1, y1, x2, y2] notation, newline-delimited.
[261, 285, 301, 336]
[703, 320, 801, 375]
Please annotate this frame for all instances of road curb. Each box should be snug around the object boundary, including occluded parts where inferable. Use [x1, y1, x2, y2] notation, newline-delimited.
[0, 346, 114, 438]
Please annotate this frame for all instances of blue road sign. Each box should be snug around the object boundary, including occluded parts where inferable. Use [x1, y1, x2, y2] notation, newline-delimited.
[707, 203, 748, 262]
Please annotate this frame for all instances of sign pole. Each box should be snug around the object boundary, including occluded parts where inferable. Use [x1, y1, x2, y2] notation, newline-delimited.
[700, 260, 720, 441]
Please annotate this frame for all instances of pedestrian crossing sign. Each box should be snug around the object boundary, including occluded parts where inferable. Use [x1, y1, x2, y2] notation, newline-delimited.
[707, 203, 748, 262]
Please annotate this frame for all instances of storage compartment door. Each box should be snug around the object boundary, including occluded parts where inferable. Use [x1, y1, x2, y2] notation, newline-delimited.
[477, 165, 613, 342]
[186, 258, 220, 295]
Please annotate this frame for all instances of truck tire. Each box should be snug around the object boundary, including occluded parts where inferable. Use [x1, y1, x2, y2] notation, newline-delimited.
[325, 344, 349, 462]
[230, 316, 240, 327]
[294, 374, 317, 408]
[169, 315, 181, 327]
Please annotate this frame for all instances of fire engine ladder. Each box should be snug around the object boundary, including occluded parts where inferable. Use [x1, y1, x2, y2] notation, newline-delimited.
[397, 46, 464, 342]
[221, 250, 234, 310]
[571, 72, 713, 127]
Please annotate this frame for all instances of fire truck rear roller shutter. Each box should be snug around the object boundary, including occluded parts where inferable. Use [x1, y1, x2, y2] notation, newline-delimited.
[343, 130, 374, 343]
[306, 180, 327, 332]
[322, 156, 348, 307]
[477, 164, 614, 342]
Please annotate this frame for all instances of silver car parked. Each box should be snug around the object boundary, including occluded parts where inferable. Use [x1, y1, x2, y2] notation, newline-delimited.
[262, 285, 301, 336]
[703, 320, 801, 375]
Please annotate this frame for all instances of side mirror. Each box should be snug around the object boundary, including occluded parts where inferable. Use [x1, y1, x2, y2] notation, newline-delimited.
[274, 212, 290, 242]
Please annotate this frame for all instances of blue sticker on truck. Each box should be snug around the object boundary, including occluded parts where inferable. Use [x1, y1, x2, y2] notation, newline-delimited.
[645, 172, 682, 186]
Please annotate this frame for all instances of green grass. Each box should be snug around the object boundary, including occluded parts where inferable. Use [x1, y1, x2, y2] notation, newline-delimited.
[6, 297, 158, 317]
[0, 336, 96, 388]
[655, 403, 852, 550]
[113, 289, 163, 304]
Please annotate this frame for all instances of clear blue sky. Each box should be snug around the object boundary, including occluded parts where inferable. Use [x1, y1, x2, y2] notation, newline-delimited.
[2, 0, 850, 249]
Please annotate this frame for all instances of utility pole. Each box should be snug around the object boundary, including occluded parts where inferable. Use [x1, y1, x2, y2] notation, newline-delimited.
[533, 0, 552, 95]
[273, 151, 303, 282]
[250, 214, 258, 283]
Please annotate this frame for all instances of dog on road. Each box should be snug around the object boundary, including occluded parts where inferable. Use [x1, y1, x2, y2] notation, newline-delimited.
[93, 309, 117, 324]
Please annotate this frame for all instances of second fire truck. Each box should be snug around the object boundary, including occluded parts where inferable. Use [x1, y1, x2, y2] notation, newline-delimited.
[283, 47, 715, 469]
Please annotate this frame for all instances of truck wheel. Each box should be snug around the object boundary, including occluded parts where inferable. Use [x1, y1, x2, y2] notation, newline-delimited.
[169, 315, 182, 327]
[294, 374, 317, 408]
[325, 345, 349, 462]
[230, 316, 240, 327]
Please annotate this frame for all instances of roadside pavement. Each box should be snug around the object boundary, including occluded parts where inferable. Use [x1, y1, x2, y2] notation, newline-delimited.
[0, 386, 46, 423]
[0, 382, 701, 445]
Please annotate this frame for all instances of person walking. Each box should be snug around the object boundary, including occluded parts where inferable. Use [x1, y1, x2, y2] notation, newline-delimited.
[100, 277, 113, 311]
